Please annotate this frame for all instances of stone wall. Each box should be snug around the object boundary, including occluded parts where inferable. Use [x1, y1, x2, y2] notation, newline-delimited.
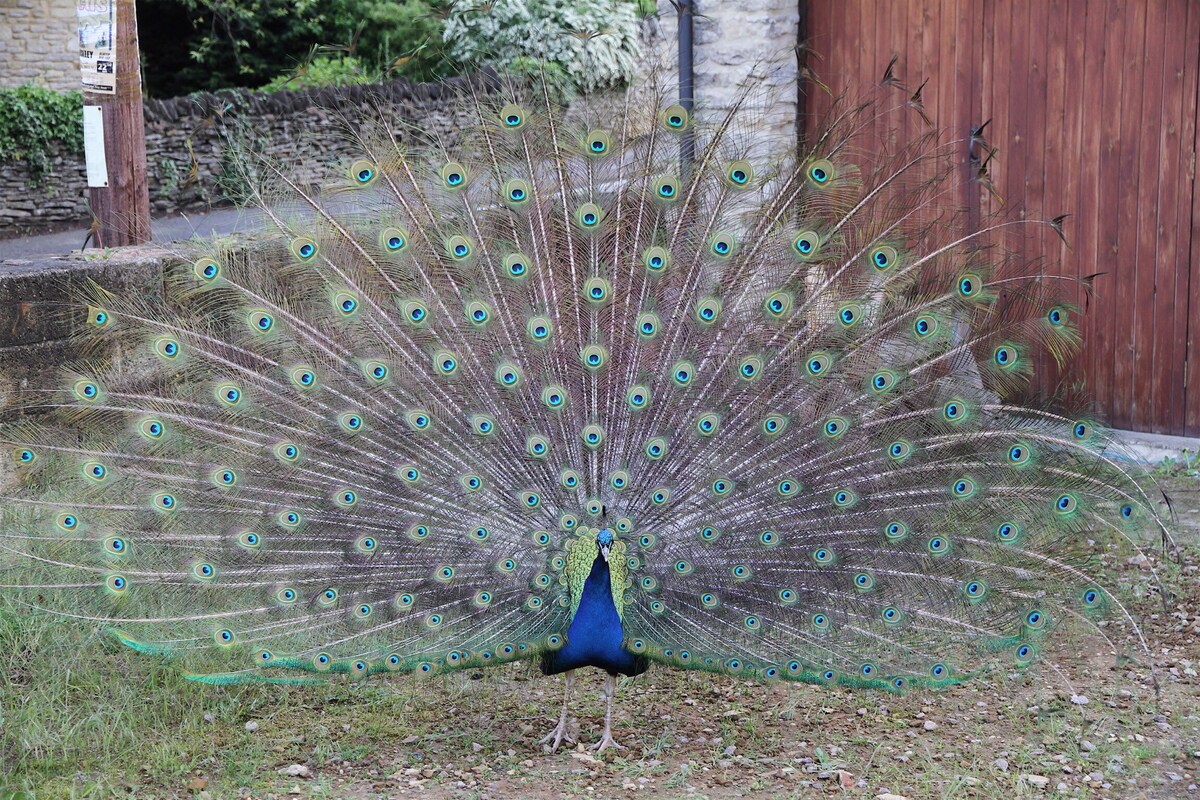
[0, 73, 494, 237]
[0, 247, 168, 412]
[0, 0, 78, 91]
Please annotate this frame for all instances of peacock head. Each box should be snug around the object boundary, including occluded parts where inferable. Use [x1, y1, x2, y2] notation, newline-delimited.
[596, 528, 614, 562]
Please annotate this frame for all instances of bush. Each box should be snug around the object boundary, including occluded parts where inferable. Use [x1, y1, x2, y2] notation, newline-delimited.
[258, 54, 375, 92]
[0, 86, 83, 183]
[137, 0, 452, 97]
[442, 0, 642, 91]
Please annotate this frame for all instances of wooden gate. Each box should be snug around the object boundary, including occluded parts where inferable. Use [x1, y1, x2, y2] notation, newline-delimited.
[801, 0, 1200, 436]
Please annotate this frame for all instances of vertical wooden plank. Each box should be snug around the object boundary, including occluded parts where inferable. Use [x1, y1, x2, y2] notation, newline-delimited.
[1132, 2, 1169, 432]
[1151, 1, 1192, 435]
[1041, 0, 1070, 393]
[980, 0, 1006, 225]
[1107, 2, 1147, 429]
[1088, 1, 1129, 424]
[1073, 0, 1106, 415]
[1185, 3, 1200, 435]
[1056, 0, 1088, 321]
[1023, 0, 1051, 387]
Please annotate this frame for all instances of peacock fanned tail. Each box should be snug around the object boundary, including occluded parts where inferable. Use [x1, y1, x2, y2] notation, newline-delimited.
[0, 74, 1168, 693]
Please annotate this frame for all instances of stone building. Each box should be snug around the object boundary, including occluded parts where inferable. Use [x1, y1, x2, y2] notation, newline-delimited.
[0, 0, 78, 91]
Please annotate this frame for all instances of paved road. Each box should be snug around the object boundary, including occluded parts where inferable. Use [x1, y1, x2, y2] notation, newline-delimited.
[0, 207, 260, 261]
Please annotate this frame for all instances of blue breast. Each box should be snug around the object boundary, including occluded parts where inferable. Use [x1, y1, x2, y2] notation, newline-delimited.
[540, 554, 648, 677]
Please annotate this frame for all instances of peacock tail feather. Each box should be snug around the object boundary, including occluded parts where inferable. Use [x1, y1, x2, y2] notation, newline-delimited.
[0, 74, 1168, 693]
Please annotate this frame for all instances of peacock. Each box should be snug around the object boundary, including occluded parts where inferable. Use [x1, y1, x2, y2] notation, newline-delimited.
[0, 71, 1170, 754]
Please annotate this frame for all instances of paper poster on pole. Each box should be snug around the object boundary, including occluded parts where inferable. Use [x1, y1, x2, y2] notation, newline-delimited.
[78, 1, 117, 94]
[82, 106, 109, 188]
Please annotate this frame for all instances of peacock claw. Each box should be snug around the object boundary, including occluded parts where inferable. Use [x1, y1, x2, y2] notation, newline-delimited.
[538, 721, 575, 752]
[589, 732, 626, 753]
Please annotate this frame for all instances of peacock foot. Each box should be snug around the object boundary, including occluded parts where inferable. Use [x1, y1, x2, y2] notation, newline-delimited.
[589, 731, 626, 753]
[538, 719, 575, 752]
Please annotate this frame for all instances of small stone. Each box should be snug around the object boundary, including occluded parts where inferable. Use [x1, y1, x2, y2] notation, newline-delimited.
[1081, 740, 1096, 752]
[472, 742, 484, 753]
[722, 745, 736, 757]
[1070, 694, 1090, 706]
[1019, 774, 1050, 789]
[877, 794, 908, 800]
[994, 758, 1010, 771]
[922, 720, 939, 731]
[280, 765, 312, 778]
[244, 720, 259, 732]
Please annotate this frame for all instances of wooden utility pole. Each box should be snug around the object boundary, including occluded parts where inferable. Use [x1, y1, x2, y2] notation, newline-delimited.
[80, 0, 151, 248]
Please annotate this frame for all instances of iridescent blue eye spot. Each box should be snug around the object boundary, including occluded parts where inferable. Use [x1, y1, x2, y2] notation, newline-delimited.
[448, 172, 463, 186]
[1121, 504, 1133, 519]
[299, 243, 315, 258]
[811, 166, 827, 182]
[19, 450, 33, 462]
[163, 342, 177, 355]
[931, 663, 946, 678]
[388, 235, 404, 250]
[341, 298, 356, 313]
[1083, 589, 1099, 605]
[203, 263, 217, 278]
[583, 212, 597, 224]
[454, 243, 468, 256]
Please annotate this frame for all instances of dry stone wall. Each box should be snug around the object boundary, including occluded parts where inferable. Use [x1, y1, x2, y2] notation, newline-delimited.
[0, 73, 493, 237]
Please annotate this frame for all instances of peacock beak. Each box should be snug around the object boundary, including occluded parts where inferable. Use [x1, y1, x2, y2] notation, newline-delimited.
[599, 542, 611, 562]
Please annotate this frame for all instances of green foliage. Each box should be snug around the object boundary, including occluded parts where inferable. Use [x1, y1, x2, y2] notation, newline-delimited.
[137, 0, 652, 96]
[258, 54, 376, 92]
[0, 86, 83, 183]
[443, 0, 642, 91]
[137, 0, 452, 97]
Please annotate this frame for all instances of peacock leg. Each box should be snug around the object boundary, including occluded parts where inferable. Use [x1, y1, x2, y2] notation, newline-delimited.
[539, 670, 575, 751]
[590, 672, 627, 752]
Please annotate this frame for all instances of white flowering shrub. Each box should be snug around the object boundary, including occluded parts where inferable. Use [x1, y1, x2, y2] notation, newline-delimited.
[443, 0, 642, 91]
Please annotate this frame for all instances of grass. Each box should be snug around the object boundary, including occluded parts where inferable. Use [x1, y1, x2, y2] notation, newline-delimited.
[2, 477, 1198, 799]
